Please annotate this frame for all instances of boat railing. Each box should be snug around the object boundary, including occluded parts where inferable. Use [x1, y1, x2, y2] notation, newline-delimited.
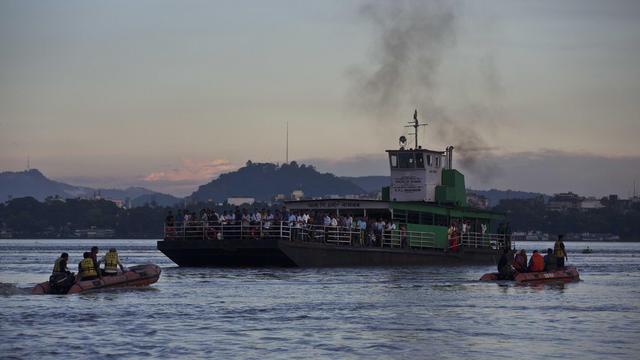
[163, 221, 510, 250]
[164, 221, 271, 241]
[382, 230, 436, 249]
[458, 232, 510, 250]
[285, 224, 362, 246]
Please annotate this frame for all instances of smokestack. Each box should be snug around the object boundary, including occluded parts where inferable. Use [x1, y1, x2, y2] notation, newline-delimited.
[446, 146, 454, 169]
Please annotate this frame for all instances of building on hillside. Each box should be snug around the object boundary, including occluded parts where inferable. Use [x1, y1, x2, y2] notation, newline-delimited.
[227, 197, 255, 206]
[466, 193, 489, 209]
[547, 192, 583, 212]
[274, 194, 286, 201]
[74, 226, 115, 238]
[291, 190, 304, 200]
[580, 197, 604, 210]
[45, 195, 66, 203]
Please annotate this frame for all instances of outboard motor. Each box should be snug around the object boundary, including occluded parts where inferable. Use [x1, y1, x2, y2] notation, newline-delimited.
[48, 272, 75, 294]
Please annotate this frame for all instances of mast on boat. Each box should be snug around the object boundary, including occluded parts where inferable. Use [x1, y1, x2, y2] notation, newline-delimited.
[405, 109, 427, 149]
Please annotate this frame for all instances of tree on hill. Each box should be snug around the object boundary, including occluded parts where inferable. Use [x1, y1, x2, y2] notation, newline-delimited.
[191, 161, 365, 202]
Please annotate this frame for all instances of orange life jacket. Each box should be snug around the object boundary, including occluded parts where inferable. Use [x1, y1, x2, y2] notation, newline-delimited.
[530, 252, 545, 272]
[513, 253, 527, 271]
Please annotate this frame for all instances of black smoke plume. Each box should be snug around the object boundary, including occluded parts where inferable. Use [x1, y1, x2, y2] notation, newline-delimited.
[349, 0, 503, 183]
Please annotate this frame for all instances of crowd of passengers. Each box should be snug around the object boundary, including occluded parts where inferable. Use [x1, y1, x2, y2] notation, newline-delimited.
[164, 206, 400, 245]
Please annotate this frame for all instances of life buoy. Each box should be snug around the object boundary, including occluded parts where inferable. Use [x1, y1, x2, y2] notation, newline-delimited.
[166, 227, 178, 241]
[251, 227, 259, 240]
[206, 227, 217, 241]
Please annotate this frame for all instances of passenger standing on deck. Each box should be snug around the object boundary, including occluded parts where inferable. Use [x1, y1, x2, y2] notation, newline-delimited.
[554, 235, 568, 268]
[165, 211, 175, 227]
[481, 223, 488, 247]
[242, 209, 251, 237]
[78, 252, 98, 281]
[264, 210, 273, 230]
[497, 223, 505, 249]
[98, 248, 127, 276]
[357, 217, 367, 246]
[323, 213, 331, 227]
[399, 224, 407, 248]
[251, 209, 261, 225]
[528, 250, 545, 272]
[52, 253, 70, 274]
[225, 211, 234, 224]
[448, 221, 458, 252]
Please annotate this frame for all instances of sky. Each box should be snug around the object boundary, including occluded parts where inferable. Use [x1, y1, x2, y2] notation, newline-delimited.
[1, 0, 639, 197]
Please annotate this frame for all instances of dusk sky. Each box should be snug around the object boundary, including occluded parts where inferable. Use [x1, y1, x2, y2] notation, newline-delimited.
[1, 0, 639, 197]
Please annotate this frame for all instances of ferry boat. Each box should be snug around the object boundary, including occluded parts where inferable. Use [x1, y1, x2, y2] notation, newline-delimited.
[157, 113, 510, 267]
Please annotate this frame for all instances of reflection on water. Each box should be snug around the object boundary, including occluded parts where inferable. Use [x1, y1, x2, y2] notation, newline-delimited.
[1, 240, 640, 359]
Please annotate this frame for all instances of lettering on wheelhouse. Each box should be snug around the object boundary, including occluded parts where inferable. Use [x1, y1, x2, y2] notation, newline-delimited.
[391, 175, 425, 194]
[304, 201, 363, 209]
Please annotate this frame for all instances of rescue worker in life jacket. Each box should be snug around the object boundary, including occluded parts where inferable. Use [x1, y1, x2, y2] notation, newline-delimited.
[90, 246, 102, 279]
[528, 250, 545, 272]
[497, 248, 515, 280]
[98, 248, 127, 276]
[52, 252, 70, 274]
[513, 249, 528, 273]
[543, 248, 557, 271]
[554, 235, 568, 269]
[78, 252, 98, 281]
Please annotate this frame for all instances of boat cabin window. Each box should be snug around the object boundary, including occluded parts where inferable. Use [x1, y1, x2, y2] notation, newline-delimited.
[398, 152, 416, 168]
[435, 214, 448, 226]
[420, 213, 434, 225]
[426, 155, 432, 167]
[407, 211, 419, 224]
[390, 154, 398, 168]
[416, 153, 424, 168]
[435, 156, 440, 168]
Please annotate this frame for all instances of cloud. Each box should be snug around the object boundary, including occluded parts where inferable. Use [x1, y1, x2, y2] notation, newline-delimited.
[143, 158, 236, 183]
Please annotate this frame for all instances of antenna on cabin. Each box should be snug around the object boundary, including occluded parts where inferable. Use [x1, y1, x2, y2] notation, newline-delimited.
[286, 121, 289, 164]
[405, 109, 427, 149]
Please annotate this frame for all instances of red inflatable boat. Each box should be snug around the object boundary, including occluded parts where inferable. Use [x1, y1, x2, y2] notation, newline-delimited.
[32, 264, 161, 294]
[480, 265, 579, 284]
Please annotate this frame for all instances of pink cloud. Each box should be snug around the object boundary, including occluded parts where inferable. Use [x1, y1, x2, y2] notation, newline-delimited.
[143, 158, 237, 183]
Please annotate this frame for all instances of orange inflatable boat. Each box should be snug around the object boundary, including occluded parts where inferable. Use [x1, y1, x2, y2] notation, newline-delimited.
[480, 265, 579, 284]
[32, 264, 161, 294]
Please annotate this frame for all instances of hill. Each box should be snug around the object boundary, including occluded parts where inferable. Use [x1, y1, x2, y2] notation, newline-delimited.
[0, 169, 90, 201]
[341, 176, 389, 193]
[0, 169, 181, 207]
[191, 161, 365, 202]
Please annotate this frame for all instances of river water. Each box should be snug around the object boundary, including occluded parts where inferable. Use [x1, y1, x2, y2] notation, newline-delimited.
[1, 240, 639, 359]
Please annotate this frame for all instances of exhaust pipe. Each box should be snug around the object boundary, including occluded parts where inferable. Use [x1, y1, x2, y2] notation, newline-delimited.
[446, 146, 454, 169]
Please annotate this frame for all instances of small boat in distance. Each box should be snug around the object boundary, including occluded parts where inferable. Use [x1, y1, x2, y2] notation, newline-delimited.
[480, 265, 580, 284]
[32, 264, 161, 295]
